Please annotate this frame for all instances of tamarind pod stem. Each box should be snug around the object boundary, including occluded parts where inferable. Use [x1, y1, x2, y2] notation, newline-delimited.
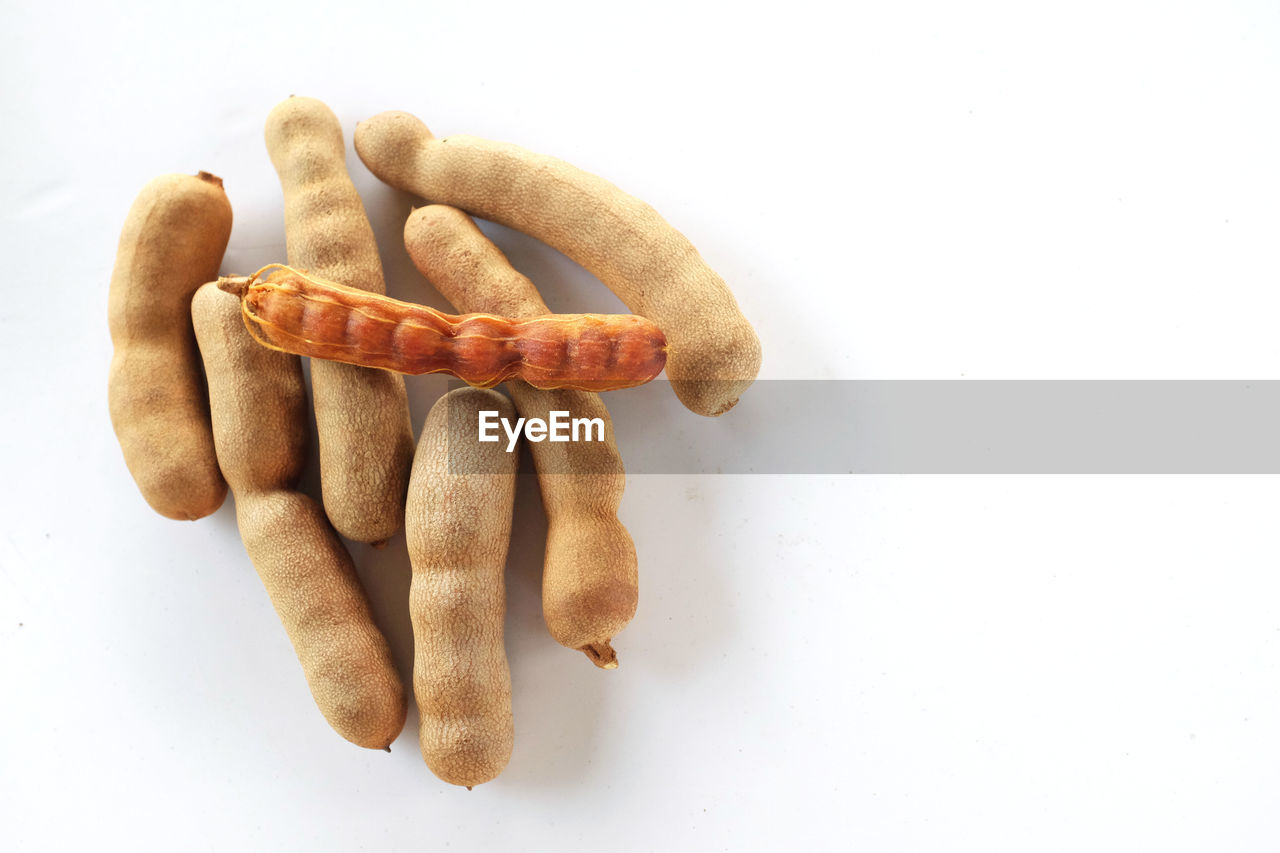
[219, 265, 667, 392]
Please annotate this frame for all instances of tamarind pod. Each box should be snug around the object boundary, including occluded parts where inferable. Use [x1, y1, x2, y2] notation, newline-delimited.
[407, 388, 518, 787]
[265, 95, 414, 545]
[191, 282, 406, 749]
[404, 205, 637, 668]
[107, 171, 231, 520]
[220, 264, 667, 392]
[353, 110, 762, 417]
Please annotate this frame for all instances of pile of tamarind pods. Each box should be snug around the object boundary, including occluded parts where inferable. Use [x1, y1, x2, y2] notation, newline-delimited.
[107, 96, 761, 788]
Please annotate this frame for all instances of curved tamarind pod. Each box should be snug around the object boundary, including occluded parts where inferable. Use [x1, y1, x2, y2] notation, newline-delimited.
[354, 109, 761, 417]
[191, 282, 407, 749]
[219, 265, 667, 392]
[404, 205, 636, 668]
[265, 95, 414, 545]
[108, 171, 230, 520]
[407, 388, 518, 787]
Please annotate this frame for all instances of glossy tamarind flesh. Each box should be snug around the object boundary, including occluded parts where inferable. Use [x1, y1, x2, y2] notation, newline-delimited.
[219, 265, 668, 392]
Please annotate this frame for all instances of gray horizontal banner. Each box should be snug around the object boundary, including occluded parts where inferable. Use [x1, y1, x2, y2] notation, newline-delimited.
[444, 381, 1280, 474]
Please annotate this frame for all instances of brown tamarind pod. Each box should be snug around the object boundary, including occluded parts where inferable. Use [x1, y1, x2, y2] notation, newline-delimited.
[191, 281, 407, 749]
[108, 171, 231, 520]
[265, 95, 414, 545]
[407, 388, 518, 786]
[219, 264, 667, 393]
[404, 205, 638, 668]
[354, 109, 762, 417]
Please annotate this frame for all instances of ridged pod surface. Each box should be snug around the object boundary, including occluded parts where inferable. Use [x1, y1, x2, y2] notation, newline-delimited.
[220, 265, 667, 392]
[191, 282, 406, 749]
[107, 171, 231, 520]
[407, 388, 518, 786]
[353, 110, 762, 417]
[405, 205, 638, 668]
[265, 96, 414, 544]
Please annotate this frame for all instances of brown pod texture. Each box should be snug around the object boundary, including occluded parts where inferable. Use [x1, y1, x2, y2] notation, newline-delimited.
[107, 171, 231, 520]
[191, 282, 407, 749]
[353, 110, 762, 417]
[405, 205, 638, 668]
[220, 264, 666, 391]
[407, 388, 518, 786]
[265, 95, 414, 544]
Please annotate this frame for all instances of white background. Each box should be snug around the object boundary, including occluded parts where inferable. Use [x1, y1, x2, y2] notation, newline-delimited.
[3, 1, 1280, 850]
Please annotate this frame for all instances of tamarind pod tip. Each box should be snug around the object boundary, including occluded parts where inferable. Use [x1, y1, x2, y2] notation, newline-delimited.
[217, 275, 251, 297]
[466, 786, 474, 792]
[384, 745, 392, 753]
[195, 170, 223, 188]
[582, 642, 619, 669]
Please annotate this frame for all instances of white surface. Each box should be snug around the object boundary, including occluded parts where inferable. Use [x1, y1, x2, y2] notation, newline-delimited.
[3, 1, 1280, 850]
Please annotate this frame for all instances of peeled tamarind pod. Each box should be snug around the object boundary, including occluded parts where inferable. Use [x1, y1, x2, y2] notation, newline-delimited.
[191, 282, 406, 749]
[107, 171, 231, 520]
[405, 205, 637, 668]
[407, 388, 518, 787]
[265, 96, 414, 544]
[354, 110, 762, 417]
[220, 264, 667, 392]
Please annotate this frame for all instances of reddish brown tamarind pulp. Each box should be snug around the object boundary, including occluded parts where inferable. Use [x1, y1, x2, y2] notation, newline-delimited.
[219, 265, 668, 392]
